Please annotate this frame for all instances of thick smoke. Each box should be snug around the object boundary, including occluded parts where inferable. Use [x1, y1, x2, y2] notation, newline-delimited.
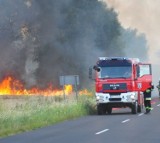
[101, 0, 160, 63]
[0, 0, 148, 89]
[120, 28, 149, 61]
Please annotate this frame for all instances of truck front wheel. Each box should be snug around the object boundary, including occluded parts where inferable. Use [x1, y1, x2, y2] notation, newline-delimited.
[131, 101, 138, 114]
[97, 104, 106, 115]
[106, 107, 112, 114]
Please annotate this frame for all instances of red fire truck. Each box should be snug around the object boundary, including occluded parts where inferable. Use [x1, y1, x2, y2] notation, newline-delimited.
[89, 57, 153, 115]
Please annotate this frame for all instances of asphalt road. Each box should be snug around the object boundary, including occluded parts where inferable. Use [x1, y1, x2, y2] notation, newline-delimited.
[1, 97, 160, 143]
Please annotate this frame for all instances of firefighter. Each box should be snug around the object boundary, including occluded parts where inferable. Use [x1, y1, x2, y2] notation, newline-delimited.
[156, 79, 160, 97]
[144, 85, 154, 114]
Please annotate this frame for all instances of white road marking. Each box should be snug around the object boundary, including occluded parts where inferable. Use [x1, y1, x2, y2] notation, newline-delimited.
[138, 113, 144, 116]
[157, 104, 160, 107]
[122, 119, 130, 123]
[95, 129, 109, 135]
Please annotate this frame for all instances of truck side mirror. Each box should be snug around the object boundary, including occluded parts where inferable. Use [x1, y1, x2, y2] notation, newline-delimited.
[93, 65, 100, 72]
[89, 66, 96, 80]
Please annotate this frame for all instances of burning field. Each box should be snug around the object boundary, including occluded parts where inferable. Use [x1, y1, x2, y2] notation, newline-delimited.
[0, 83, 95, 138]
[0, 75, 73, 96]
[0, 75, 94, 138]
[0, 75, 93, 97]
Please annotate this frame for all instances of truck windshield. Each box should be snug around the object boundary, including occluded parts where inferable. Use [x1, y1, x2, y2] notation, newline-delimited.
[98, 66, 132, 78]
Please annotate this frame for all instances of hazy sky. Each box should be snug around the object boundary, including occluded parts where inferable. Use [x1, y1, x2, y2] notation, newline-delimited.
[101, 0, 160, 64]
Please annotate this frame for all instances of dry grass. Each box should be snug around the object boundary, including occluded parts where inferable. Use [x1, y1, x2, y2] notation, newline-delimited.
[0, 95, 96, 138]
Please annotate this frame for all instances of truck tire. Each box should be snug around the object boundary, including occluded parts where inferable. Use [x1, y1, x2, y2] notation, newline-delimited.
[97, 104, 106, 115]
[107, 107, 112, 114]
[131, 101, 138, 114]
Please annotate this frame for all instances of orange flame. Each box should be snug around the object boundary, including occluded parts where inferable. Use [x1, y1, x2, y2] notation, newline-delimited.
[79, 89, 93, 96]
[0, 76, 73, 96]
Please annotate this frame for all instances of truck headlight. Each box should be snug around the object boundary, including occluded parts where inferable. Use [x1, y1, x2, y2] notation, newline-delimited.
[127, 92, 137, 101]
[130, 95, 135, 99]
[96, 96, 104, 100]
[96, 96, 100, 100]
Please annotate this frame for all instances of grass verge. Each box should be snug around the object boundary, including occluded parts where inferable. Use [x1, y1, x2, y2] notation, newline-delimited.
[0, 95, 96, 138]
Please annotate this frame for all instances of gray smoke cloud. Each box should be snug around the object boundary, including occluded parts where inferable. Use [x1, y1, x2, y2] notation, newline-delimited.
[0, 0, 148, 89]
[120, 28, 149, 61]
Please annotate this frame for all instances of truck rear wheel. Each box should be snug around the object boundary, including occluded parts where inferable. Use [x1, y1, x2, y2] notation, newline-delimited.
[137, 105, 142, 113]
[131, 101, 138, 114]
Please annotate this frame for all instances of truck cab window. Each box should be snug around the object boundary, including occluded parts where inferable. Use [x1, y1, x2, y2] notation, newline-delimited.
[98, 66, 132, 78]
[138, 64, 151, 77]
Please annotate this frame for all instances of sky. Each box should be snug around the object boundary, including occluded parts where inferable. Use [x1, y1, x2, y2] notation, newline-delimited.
[102, 0, 160, 64]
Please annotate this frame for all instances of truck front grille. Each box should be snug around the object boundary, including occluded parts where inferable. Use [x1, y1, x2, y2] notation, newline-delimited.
[103, 83, 127, 90]
[109, 93, 120, 95]
[109, 98, 121, 101]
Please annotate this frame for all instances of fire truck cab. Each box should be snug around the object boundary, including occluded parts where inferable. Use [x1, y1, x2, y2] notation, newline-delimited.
[89, 57, 153, 115]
